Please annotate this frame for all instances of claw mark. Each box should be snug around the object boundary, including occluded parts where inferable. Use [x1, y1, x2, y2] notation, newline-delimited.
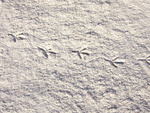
[138, 56, 150, 65]
[37, 46, 57, 58]
[37, 46, 48, 58]
[72, 50, 82, 59]
[47, 49, 57, 55]
[72, 48, 90, 59]
[104, 58, 117, 68]
[17, 33, 29, 40]
[81, 52, 90, 56]
[104, 57, 125, 68]
[77, 51, 82, 59]
[113, 58, 126, 64]
[8, 34, 17, 42]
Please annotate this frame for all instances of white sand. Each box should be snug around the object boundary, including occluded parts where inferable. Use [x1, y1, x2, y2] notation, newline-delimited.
[0, 0, 150, 113]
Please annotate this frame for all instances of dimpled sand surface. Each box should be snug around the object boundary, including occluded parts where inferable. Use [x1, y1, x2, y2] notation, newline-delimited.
[0, 0, 150, 113]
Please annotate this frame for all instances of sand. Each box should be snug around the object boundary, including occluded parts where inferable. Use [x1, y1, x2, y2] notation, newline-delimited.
[0, 0, 150, 113]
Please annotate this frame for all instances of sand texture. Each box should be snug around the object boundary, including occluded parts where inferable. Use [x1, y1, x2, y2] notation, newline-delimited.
[0, 0, 150, 113]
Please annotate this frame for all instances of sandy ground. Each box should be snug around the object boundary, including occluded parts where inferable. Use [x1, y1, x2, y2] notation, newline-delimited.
[0, 0, 150, 113]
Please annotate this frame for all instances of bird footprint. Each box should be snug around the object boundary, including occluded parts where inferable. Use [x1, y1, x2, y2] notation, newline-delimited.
[104, 57, 126, 68]
[8, 33, 28, 42]
[37, 46, 57, 58]
[72, 48, 90, 59]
